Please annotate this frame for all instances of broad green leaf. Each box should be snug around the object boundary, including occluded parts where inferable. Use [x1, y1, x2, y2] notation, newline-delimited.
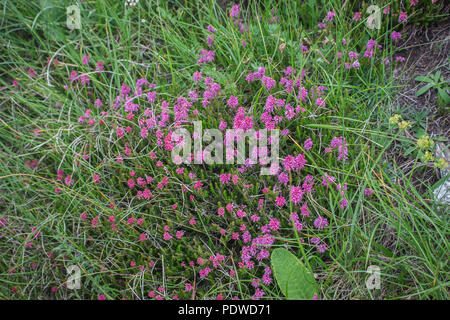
[416, 84, 433, 96]
[404, 146, 417, 156]
[437, 88, 450, 104]
[434, 71, 441, 82]
[271, 248, 317, 300]
[434, 136, 449, 142]
[415, 75, 433, 83]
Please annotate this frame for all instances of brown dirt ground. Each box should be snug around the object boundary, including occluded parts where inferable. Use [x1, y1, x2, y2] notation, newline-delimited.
[393, 15, 450, 137]
[389, 10, 450, 195]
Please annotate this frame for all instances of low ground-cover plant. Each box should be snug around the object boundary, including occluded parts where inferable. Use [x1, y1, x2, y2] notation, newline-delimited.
[0, 0, 448, 300]
[389, 112, 448, 168]
[415, 71, 450, 113]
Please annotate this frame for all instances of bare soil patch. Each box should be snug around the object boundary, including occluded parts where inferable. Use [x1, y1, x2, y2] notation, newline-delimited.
[393, 13, 450, 137]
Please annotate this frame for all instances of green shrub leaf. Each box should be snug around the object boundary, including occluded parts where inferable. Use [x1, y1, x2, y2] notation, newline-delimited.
[271, 248, 317, 300]
[416, 84, 434, 96]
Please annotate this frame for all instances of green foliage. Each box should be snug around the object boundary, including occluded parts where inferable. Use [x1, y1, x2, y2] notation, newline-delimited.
[415, 71, 450, 113]
[0, 0, 448, 300]
[271, 248, 317, 300]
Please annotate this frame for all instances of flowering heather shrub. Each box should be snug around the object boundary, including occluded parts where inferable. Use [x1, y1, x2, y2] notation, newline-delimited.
[0, 1, 448, 300]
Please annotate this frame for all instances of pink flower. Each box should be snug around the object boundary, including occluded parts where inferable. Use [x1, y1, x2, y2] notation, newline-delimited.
[199, 266, 211, 278]
[163, 231, 172, 240]
[57, 170, 64, 181]
[275, 196, 286, 207]
[304, 138, 313, 150]
[317, 243, 328, 253]
[193, 71, 203, 84]
[315, 97, 325, 107]
[219, 173, 231, 184]
[127, 178, 135, 189]
[96, 61, 104, 71]
[92, 174, 101, 183]
[64, 174, 74, 186]
[230, 4, 240, 18]
[82, 55, 90, 65]
[290, 186, 303, 205]
[398, 12, 408, 23]
[391, 31, 402, 41]
[173, 230, 183, 239]
[322, 174, 336, 188]
[326, 10, 335, 22]
[197, 49, 215, 65]
[340, 197, 349, 209]
[269, 218, 280, 231]
[348, 51, 359, 60]
[283, 155, 296, 171]
[139, 233, 146, 242]
[116, 127, 125, 139]
[97, 294, 106, 300]
[94, 98, 102, 108]
[314, 216, 329, 230]
[207, 35, 215, 48]
[301, 203, 310, 217]
[91, 216, 99, 228]
[253, 288, 265, 300]
[219, 120, 227, 130]
[261, 75, 276, 91]
[228, 96, 239, 108]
